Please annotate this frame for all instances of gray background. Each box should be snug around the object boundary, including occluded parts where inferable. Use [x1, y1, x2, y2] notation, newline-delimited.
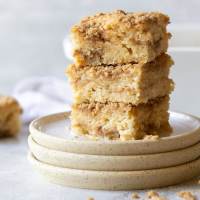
[1, 0, 200, 93]
[0, 0, 200, 116]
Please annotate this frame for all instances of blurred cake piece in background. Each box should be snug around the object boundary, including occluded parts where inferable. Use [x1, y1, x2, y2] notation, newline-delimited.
[0, 96, 22, 137]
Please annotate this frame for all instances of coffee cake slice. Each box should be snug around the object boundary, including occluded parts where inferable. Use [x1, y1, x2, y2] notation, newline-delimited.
[71, 10, 170, 66]
[67, 54, 174, 105]
[0, 96, 22, 137]
[71, 96, 171, 140]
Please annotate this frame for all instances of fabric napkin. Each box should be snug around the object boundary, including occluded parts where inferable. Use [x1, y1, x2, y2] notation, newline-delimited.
[13, 76, 72, 123]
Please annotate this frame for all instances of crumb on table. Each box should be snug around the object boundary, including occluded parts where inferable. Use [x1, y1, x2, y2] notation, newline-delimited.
[87, 197, 95, 200]
[178, 191, 196, 200]
[131, 192, 140, 199]
[144, 135, 160, 140]
[147, 190, 167, 200]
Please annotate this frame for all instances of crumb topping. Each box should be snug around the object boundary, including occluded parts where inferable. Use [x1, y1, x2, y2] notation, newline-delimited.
[71, 10, 169, 45]
[73, 10, 169, 33]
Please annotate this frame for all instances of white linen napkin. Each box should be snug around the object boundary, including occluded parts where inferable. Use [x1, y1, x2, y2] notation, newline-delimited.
[13, 76, 72, 123]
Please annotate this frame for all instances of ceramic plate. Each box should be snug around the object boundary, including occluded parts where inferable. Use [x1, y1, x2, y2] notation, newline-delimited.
[30, 111, 200, 155]
[28, 152, 200, 190]
[29, 135, 200, 171]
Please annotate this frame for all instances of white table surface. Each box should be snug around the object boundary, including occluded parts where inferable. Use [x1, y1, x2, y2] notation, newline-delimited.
[0, 125, 200, 200]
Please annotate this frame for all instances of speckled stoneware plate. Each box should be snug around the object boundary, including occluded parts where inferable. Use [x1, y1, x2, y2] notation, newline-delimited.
[28, 152, 200, 190]
[29, 111, 200, 156]
[28, 135, 200, 171]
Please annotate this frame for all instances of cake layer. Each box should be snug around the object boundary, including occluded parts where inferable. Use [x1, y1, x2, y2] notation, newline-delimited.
[0, 96, 22, 137]
[71, 10, 170, 66]
[67, 54, 174, 105]
[71, 96, 171, 140]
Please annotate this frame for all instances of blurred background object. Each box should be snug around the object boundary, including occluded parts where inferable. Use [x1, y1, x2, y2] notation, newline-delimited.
[1, 0, 200, 116]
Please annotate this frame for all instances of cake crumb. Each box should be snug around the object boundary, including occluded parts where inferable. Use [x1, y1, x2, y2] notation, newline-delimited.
[147, 190, 159, 198]
[144, 135, 159, 140]
[131, 192, 140, 199]
[147, 190, 167, 200]
[87, 198, 95, 200]
[178, 191, 196, 200]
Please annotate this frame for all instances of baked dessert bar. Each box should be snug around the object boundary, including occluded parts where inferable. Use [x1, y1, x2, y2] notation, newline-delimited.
[71, 96, 170, 140]
[0, 96, 22, 137]
[67, 54, 174, 105]
[71, 10, 170, 66]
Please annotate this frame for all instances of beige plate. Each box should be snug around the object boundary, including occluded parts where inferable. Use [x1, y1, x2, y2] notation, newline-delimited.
[29, 135, 200, 171]
[28, 152, 200, 190]
[30, 111, 200, 155]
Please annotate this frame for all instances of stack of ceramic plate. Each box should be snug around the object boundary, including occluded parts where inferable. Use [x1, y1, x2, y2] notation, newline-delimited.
[28, 111, 200, 190]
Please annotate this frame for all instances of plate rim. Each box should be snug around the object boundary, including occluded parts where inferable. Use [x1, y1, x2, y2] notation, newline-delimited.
[28, 135, 200, 171]
[29, 111, 200, 155]
[28, 152, 200, 190]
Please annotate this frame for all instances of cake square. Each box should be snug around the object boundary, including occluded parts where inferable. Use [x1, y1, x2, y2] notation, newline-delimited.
[0, 96, 22, 137]
[71, 10, 170, 66]
[67, 54, 174, 105]
[70, 96, 171, 140]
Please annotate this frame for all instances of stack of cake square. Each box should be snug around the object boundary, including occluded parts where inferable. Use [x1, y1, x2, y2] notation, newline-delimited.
[67, 10, 174, 140]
